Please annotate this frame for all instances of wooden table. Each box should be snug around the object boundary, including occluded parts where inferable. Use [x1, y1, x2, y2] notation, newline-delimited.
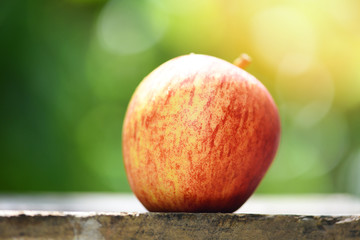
[0, 193, 359, 239]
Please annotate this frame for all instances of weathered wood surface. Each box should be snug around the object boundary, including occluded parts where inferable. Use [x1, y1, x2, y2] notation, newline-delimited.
[0, 211, 359, 240]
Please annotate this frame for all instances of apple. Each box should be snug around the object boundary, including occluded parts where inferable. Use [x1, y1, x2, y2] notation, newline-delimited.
[122, 53, 280, 213]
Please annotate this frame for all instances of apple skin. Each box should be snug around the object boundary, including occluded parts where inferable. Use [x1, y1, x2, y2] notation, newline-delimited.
[122, 54, 280, 213]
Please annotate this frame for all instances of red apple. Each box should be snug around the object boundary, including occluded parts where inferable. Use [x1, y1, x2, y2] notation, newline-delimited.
[122, 54, 280, 213]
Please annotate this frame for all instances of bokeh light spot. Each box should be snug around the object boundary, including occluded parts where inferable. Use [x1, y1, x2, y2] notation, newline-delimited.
[324, 0, 360, 36]
[276, 62, 334, 126]
[97, 0, 168, 55]
[152, 0, 208, 15]
[267, 107, 348, 181]
[251, 6, 316, 69]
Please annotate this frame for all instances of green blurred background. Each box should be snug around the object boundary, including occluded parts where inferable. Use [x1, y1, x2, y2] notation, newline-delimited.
[1, 0, 360, 195]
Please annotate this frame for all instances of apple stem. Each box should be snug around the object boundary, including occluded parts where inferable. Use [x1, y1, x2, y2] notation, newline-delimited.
[233, 53, 251, 69]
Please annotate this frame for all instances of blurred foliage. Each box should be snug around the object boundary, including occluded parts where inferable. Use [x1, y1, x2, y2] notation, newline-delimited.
[1, 0, 360, 194]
